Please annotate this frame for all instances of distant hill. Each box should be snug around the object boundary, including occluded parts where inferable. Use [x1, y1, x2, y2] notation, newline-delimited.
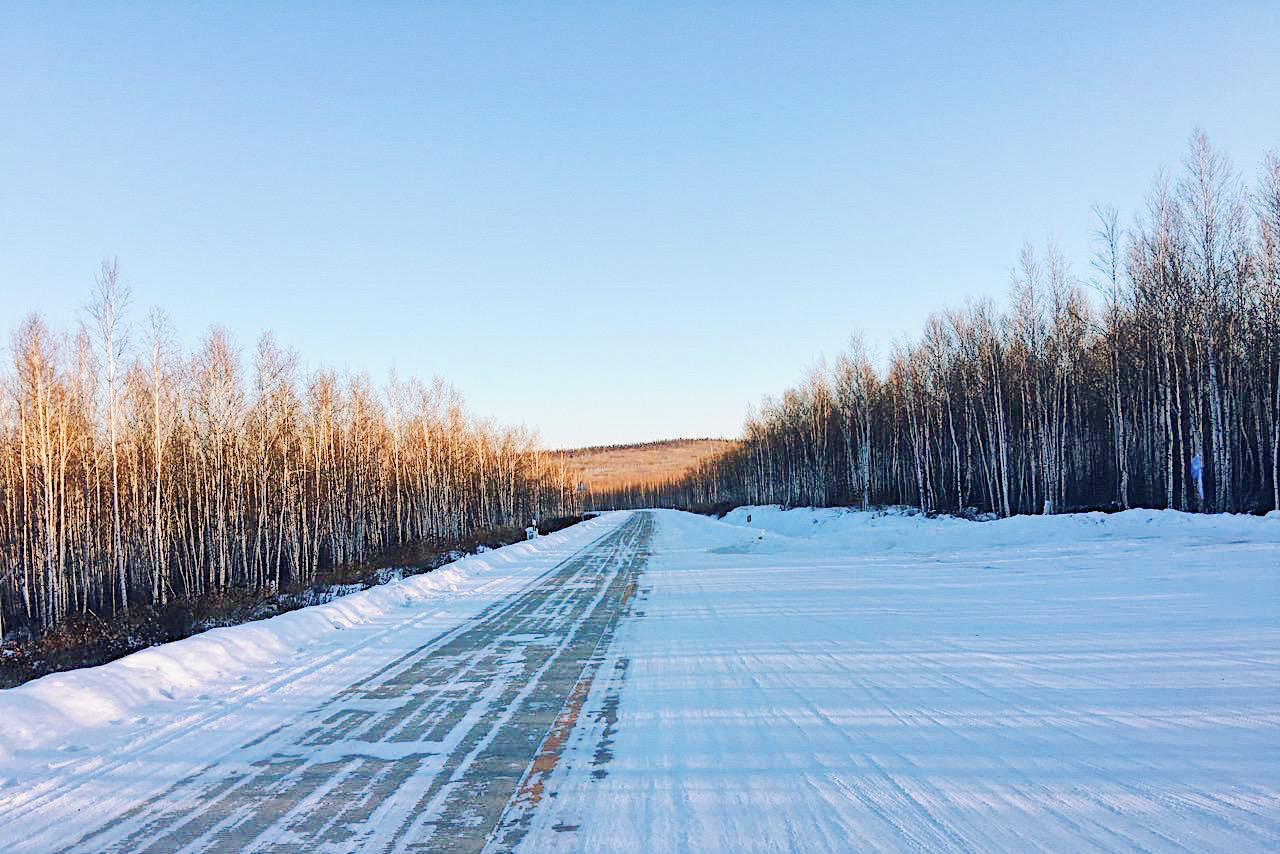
[554, 439, 738, 492]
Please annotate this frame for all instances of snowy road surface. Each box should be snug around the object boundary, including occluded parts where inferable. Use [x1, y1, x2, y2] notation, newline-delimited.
[1, 507, 1278, 851]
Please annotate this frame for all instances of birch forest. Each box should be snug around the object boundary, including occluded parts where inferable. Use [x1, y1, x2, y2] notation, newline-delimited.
[597, 134, 1280, 518]
[0, 286, 578, 640]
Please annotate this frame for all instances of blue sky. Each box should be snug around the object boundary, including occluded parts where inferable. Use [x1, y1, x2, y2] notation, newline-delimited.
[3, 2, 1278, 447]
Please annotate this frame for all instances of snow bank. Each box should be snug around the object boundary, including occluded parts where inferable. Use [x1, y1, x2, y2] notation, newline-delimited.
[721, 503, 1280, 555]
[0, 513, 625, 762]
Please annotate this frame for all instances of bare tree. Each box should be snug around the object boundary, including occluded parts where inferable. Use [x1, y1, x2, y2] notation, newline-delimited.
[87, 260, 131, 612]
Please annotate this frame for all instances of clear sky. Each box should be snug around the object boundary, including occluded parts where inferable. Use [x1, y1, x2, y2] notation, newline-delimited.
[3, 2, 1278, 448]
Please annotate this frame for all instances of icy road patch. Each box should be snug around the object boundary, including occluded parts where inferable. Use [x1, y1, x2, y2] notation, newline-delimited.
[0, 512, 641, 852]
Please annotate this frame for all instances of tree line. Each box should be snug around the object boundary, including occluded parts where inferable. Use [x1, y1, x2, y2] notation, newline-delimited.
[592, 133, 1280, 519]
[1, 279, 579, 640]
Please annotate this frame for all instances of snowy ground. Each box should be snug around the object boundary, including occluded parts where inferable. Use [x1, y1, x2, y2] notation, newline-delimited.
[516, 507, 1280, 852]
[0, 507, 1277, 852]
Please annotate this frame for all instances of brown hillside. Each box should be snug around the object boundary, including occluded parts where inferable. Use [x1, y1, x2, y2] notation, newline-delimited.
[554, 439, 738, 492]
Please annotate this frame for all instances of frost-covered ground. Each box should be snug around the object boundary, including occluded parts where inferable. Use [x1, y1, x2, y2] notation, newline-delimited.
[0, 506, 1277, 852]
[520, 507, 1280, 852]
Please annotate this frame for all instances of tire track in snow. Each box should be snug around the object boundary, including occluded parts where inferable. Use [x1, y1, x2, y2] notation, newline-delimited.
[905, 643, 1280, 849]
[527, 509, 1280, 853]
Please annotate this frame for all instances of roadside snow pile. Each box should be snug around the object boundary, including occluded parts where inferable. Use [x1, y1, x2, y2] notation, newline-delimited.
[0, 513, 623, 763]
[721, 503, 1280, 555]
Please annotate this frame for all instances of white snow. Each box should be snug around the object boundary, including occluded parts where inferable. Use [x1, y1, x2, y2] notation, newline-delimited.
[515, 507, 1280, 852]
[2, 505, 1278, 852]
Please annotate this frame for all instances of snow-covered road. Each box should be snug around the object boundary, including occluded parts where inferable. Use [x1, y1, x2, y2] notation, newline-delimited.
[1, 506, 1277, 852]
[0, 512, 648, 852]
[518, 507, 1280, 852]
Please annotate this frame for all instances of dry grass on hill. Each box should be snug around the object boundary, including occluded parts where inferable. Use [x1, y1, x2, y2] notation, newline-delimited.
[554, 439, 738, 492]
